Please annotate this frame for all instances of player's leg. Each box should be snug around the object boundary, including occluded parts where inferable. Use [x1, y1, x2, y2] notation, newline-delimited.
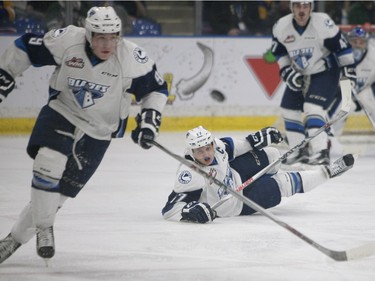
[280, 87, 308, 164]
[1, 106, 74, 263]
[274, 154, 354, 197]
[31, 130, 110, 260]
[31, 147, 68, 259]
[304, 67, 341, 165]
[26, 106, 78, 260]
[239, 154, 354, 215]
[240, 175, 282, 215]
[230, 146, 281, 181]
[303, 102, 330, 163]
[11, 195, 68, 244]
[0, 194, 68, 264]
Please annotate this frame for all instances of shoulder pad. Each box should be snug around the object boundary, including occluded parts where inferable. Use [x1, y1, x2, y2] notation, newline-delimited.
[116, 39, 155, 78]
[43, 26, 86, 63]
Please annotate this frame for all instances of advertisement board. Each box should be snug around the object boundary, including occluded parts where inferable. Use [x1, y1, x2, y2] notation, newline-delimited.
[0, 35, 284, 132]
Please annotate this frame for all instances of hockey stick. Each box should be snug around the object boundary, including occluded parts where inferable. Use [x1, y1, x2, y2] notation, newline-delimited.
[151, 139, 375, 261]
[211, 78, 352, 210]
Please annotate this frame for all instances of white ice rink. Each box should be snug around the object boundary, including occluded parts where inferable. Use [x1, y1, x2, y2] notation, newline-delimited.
[1, 133, 375, 281]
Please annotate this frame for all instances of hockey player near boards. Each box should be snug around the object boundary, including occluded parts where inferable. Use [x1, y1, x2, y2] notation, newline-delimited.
[337, 25, 375, 131]
[161, 126, 354, 223]
[0, 6, 168, 264]
[271, 0, 356, 165]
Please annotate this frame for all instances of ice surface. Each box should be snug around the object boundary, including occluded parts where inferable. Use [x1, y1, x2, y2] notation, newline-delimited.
[1, 133, 375, 281]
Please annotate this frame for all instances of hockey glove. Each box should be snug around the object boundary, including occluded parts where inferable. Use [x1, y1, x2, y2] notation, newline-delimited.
[280, 66, 304, 92]
[342, 65, 357, 94]
[131, 109, 161, 149]
[181, 201, 217, 224]
[246, 127, 283, 150]
[0, 68, 15, 103]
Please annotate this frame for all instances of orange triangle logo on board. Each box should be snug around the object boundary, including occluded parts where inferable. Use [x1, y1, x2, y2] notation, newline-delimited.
[244, 57, 282, 99]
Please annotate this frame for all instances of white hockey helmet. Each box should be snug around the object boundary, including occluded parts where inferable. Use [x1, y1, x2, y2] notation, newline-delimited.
[186, 126, 213, 150]
[290, 0, 314, 12]
[85, 6, 122, 45]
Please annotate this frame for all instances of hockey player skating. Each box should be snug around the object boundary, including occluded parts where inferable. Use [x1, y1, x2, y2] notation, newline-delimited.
[0, 6, 168, 264]
[161, 126, 354, 223]
[271, 0, 356, 165]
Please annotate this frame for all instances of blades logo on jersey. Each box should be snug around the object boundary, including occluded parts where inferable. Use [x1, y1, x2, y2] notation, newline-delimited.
[217, 166, 234, 198]
[290, 48, 314, 70]
[67, 78, 109, 108]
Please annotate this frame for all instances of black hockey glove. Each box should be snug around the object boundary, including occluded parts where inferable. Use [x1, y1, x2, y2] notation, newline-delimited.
[131, 108, 161, 149]
[0, 68, 15, 103]
[342, 65, 357, 94]
[280, 66, 304, 92]
[246, 127, 283, 150]
[181, 201, 217, 224]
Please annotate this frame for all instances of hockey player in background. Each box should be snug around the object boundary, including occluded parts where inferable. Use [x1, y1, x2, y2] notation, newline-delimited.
[340, 26, 375, 131]
[162, 126, 354, 223]
[271, 0, 356, 165]
[0, 6, 168, 264]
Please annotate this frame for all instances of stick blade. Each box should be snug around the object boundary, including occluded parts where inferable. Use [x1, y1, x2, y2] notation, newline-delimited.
[345, 241, 375, 261]
[339, 78, 352, 113]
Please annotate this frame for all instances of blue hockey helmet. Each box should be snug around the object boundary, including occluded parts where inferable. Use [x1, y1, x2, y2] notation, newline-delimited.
[347, 26, 369, 62]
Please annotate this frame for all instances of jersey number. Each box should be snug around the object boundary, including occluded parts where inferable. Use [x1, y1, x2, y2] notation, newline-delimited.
[339, 34, 348, 49]
[29, 38, 43, 46]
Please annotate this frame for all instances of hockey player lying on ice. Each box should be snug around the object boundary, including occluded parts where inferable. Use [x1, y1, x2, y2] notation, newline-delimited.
[162, 126, 354, 223]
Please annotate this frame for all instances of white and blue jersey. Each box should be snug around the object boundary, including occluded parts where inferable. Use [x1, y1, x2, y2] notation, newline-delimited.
[0, 25, 168, 140]
[272, 12, 354, 75]
[355, 40, 375, 93]
[162, 137, 253, 220]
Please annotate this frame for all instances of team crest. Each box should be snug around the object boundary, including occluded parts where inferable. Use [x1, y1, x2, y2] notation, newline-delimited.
[290, 47, 314, 70]
[178, 170, 192, 184]
[67, 78, 109, 108]
[51, 28, 67, 38]
[133, 47, 149, 63]
[324, 18, 334, 28]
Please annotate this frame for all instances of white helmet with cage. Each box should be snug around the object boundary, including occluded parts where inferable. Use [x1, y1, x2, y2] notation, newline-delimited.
[290, 0, 314, 12]
[186, 126, 213, 150]
[85, 6, 122, 45]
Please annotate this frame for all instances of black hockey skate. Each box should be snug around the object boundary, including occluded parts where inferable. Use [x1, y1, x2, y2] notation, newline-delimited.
[0, 233, 21, 264]
[325, 154, 355, 178]
[37, 226, 55, 259]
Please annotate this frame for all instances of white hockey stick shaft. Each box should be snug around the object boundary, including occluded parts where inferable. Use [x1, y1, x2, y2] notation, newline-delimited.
[212, 79, 352, 210]
[151, 139, 375, 261]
